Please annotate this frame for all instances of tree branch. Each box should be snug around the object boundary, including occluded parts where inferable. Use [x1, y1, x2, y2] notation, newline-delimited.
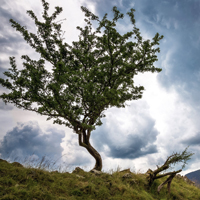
[155, 169, 182, 179]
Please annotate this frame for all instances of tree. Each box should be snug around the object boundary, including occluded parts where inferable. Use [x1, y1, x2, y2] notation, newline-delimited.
[146, 147, 194, 194]
[0, 0, 163, 171]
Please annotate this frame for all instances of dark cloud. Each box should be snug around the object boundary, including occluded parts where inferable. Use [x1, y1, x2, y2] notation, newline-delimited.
[106, 133, 157, 159]
[0, 121, 65, 161]
[134, 0, 200, 107]
[91, 101, 159, 159]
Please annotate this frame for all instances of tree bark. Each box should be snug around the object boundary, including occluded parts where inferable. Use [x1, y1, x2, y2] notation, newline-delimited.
[84, 143, 102, 171]
[157, 173, 176, 194]
[147, 165, 182, 188]
[78, 129, 102, 171]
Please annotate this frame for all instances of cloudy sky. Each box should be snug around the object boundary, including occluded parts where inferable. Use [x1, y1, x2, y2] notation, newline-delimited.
[0, 0, 200, 175]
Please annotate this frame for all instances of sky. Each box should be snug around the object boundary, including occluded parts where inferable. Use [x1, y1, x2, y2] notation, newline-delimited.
[0, 0, 200, 175]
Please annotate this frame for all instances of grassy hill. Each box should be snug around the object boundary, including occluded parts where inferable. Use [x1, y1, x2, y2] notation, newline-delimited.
[0, 159, 200, 200]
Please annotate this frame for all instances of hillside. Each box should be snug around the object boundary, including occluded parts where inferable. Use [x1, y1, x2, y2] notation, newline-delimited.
[186, 169, 200, 187]
[0, 159, 200, 200]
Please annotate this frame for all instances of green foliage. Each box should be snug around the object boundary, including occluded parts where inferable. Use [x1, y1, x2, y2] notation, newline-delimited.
[0, 0, 163, 132]
[0, 159, 200, 200]
[164, 147, 194, 169]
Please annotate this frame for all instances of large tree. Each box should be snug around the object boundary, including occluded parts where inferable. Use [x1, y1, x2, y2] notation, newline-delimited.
[0, 0, 163, 171]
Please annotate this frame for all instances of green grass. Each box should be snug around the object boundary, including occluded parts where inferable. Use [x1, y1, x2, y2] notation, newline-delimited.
[0, 159, 200, 200]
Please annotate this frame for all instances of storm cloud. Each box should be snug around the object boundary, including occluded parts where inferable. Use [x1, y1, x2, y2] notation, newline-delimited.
[0, 121, 65, 162]
[92, 101, 159, 159]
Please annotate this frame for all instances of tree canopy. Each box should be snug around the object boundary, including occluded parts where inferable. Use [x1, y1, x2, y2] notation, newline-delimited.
[0, 0, 163, 171]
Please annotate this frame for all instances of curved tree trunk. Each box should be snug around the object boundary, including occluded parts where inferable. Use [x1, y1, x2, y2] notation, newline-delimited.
[85, 143, 102, 171]
[78, 129, 102, 171]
